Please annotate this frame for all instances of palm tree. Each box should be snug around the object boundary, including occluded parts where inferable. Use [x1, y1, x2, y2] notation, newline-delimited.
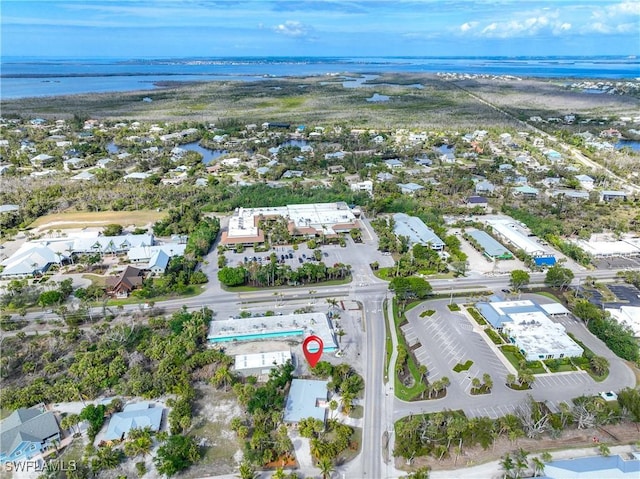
[590, 356, 609, 376]
[237, 460, 256, 479]
[317, 457, 334, 479]
[483, 373, 493, 392]
[531, 456, 545, 477]
[506, 373, 517, 386]
[500, 453, 515, 479]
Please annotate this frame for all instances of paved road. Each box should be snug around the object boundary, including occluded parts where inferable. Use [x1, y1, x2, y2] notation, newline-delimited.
[0, 240, 634, 479]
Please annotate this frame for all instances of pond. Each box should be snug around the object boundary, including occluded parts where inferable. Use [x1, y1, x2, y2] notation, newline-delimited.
[616, 139, 640, 152]
[366, 93, 390, 103]
[279, 139, 309, 148]
[105, 140, 228, 164]
[182, 141, 228, 164]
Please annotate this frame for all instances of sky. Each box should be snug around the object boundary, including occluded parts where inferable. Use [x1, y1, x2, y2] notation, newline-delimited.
[1, 0, 639, 58]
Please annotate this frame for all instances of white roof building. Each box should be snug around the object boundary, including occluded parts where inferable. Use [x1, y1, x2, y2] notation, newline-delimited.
[127, 243, 186, 263]
[503, 311, 583, 360]
[208, 312, 339, 351]
[606, 306, 640, 338]
[221, 202, 358, 246]
[487, 219, 548, 256]
[234, 351, 292, 376]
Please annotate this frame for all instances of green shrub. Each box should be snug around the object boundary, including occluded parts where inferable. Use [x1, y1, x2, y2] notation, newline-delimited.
[420, 310, 436, 318]
[484, 328, 503, 345]
[447, 303, 461, 312]
[453, 360, 473, 373]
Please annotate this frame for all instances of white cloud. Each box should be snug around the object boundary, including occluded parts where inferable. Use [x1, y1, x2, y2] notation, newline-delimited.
[460, 21, 478, 32]
[273, 20, 312, 37]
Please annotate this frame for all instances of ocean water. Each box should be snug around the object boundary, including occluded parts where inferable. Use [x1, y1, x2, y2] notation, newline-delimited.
[1, 56, 639, 99]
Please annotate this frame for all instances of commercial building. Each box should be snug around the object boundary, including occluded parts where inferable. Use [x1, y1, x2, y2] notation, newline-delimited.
[220, 202, 359, 247]
[605, 306, 640, 338]
[0, 233, 185, 278]
[466, 229, 513, 259]
[487, 219, 556, 265]
[393, 213, 445, 250]
[476, 299, 582, 360]
[234, 351, 292, 377]
[283, 379, 328, 424]
[207, 312, 339, 351]
[571, 235, 640, 258]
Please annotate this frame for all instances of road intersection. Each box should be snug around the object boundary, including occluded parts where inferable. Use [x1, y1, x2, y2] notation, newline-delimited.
[1, 240, 636, 478]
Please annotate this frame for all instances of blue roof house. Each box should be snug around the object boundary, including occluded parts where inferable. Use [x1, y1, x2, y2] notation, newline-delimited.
[103, 402, 164, 441]
[283, 379, 328, 424]
[0, 408, 61, 464]
[542, 453, 640, 478]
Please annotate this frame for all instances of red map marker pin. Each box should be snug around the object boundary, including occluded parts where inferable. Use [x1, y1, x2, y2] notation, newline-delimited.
[302, 335, 324, 368]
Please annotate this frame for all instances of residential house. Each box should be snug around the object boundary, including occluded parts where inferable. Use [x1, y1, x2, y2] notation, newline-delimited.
[513, 185, 539, 198]
[0, 408, 61, 464]
[545, 150, 563, 163]
[281, 170, 304, 179]
[384, 159, 404, 169]
[376, 172, 394, 182]
[96, 158, 114, 169]
[551, 189, 590, 200]
[29, 154, 55, 167]
[475, 180, 496, 195]
[397, 183, 424, 195]
[325, 151, 346, 160]
[465, 196, 489, 209]
[105, 266, 145, 297]
[123, 172, 151, 181]
[103, 403, 164, 441]
[327, 165, 345, 174]
[601, 190, 628, 202]
[71, 171, 96, 181]
[575, 174, 595, 190]
[350, 180, 373, 196]
[63, 157, 86, 171]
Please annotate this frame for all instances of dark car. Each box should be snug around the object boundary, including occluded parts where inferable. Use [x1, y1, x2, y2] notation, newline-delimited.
[288, 253, 293, 259]
[298, 257, 303, 263]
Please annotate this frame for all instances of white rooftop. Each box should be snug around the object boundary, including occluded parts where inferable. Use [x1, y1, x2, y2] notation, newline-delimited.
[208, 312, 338, 351]
[504, 311, 583, 361]
[234, 350, 292, 371]
[571, 237, 640, 257]
[487, 219, 548, 256]
[606, 306, 640, 337]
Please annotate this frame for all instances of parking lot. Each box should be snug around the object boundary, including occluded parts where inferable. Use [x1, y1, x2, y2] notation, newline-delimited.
[403, 299, 511, 396]
[593, 256, 640, 270]
[221, 220, 394, 286]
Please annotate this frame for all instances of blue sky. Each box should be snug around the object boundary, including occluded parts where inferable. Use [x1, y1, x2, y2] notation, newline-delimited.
[2, 0, 639, 58]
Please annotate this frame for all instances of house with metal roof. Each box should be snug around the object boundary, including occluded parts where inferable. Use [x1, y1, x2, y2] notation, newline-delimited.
[0, 408, 61, 464]
[234, 351, 292, 377]
[397, 183, 424, 195]
[283, 379, 328, 424]
[542, 453, 640, 478]
[103, 402, 164, 441]
[466, 229, 512, 259]
[393, 213, 445, 250]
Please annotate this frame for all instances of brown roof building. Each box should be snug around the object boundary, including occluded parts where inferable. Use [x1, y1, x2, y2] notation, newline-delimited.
[106, 265, 145, 297]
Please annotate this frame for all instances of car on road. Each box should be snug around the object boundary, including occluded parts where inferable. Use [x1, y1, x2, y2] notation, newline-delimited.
[298, 257, 303, 263]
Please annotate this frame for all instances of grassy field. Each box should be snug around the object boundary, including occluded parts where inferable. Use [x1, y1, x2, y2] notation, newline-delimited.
[28, 209, 166, 230]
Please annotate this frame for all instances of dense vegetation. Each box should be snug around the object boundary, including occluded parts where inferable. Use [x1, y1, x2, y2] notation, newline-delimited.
[571, 300, 639, 362]
[394, 390, 640, 463]
[218, 258, 352, 287]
